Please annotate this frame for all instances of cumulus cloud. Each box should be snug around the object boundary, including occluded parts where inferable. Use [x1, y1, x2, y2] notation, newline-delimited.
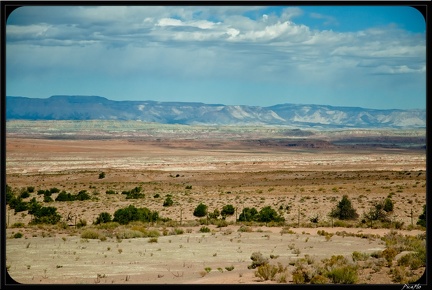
[5, 5, 426, 108]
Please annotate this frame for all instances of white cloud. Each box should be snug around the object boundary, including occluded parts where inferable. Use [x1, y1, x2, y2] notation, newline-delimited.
[6, 6, 426, 108]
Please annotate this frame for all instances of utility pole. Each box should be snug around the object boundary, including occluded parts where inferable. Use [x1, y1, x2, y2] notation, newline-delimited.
[411, 208, 413, 227]
[297, 207, 300, 228]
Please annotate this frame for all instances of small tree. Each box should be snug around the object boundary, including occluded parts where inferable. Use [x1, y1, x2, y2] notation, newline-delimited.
[383, 198, 394, 212]
[193, 203, 208, 217]
[330, 195, 358, 220]
[163, 196, 174, 207]
[221, 204, 235, 219]
[417, 204, 426, 227]
[98, 172, 105, 179]
[95, 212, 112, 224]
[238, 207, 258, 222]
[363, 199, 392, 227]
[257, 206, 285, 223]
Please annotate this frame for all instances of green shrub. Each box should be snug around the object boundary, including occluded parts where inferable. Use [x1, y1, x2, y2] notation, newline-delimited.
[106, 189, 116, 194]
[352, 251, 370, 262]
[55, 191, 74, 201]
[199, 226, 210, 233]
[76, 218, 87, 228]
[20, 190, 30, 199]
[225, 266, 234, 271]
[75, 190, 91, 201]
[113, 205, 159, 225]
[416, 204, 426, 227]
[383, 198, 394, 212]
[43, 196, 54, 203]
[98, 172, 105, 179]
[30, 205, 62, 224]
[163, 196, 174, 207]
[11, 222, 25, 228]
[257, 206, 285, 223]
[13, 232, 23, 239]
[193, 203, 208, 217]
[95, 212, 112, 224]
[221, 204, 235, 218]
[238, 207, 258, 222]
[148, 237, 158, 243]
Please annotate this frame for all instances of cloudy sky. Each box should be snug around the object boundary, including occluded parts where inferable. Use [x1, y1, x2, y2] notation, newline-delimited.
[6, 5, 426, 109]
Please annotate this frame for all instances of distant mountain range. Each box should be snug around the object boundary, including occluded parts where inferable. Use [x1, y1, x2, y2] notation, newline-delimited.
[5, 95, 426, 129]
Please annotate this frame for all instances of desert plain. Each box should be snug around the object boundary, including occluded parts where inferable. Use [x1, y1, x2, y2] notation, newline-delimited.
[4, 121, 427, 285]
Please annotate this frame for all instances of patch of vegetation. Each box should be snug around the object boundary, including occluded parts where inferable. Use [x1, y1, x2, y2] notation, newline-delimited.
[416, 204, 426, 228]
[94, 212, 112, 225]
[329, 195, 358, 220]
[193, 203, 208, 217]
[55, 190, 91, 201]
[113, 205, 159, 225]
[248, 252, 268, 269]
[199, 226, 211, 233]
[163, 196, 174, 207]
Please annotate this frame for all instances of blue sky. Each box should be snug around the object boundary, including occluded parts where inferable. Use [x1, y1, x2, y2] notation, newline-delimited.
[6, 5, 426, 109]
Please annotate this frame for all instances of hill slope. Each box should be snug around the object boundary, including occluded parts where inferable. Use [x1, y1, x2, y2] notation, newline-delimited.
[6, 95, 426, 129]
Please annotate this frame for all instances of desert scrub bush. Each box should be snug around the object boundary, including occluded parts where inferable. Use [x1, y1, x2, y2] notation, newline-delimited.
[248, 252, 268, 269]
[145, 229, 161, 238]
[225, 266, 234, 271]
[10, 222, 25, 228]
[13, 232, 23, 239]
[148, 237, 158, 243]
[215, 220, 228, 228]
[199, 226, 211, 233]
[254, 264, 279, 281]
[326, 265, 358, 284]
[115, 229, 144, 239]
[81, 229, 106, 240]
[163, 196, 174, 207]
[238, 225, 252, 232]
[169, 228, 184, 235]
[76, 218, 87, 228]
[352, 251, 370, 262]
[397, 252, 425, 270]
[320, 255, 358, 284]
[292, 262, 312, 284]
[97, 222, 120, 230]
[280, 227, 294, 235]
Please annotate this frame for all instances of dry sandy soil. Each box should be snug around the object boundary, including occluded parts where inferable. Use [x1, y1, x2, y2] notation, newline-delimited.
[4, 133, 427, 285]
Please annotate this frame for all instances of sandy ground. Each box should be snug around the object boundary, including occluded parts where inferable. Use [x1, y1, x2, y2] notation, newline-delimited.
[4, 136, 427, 284]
